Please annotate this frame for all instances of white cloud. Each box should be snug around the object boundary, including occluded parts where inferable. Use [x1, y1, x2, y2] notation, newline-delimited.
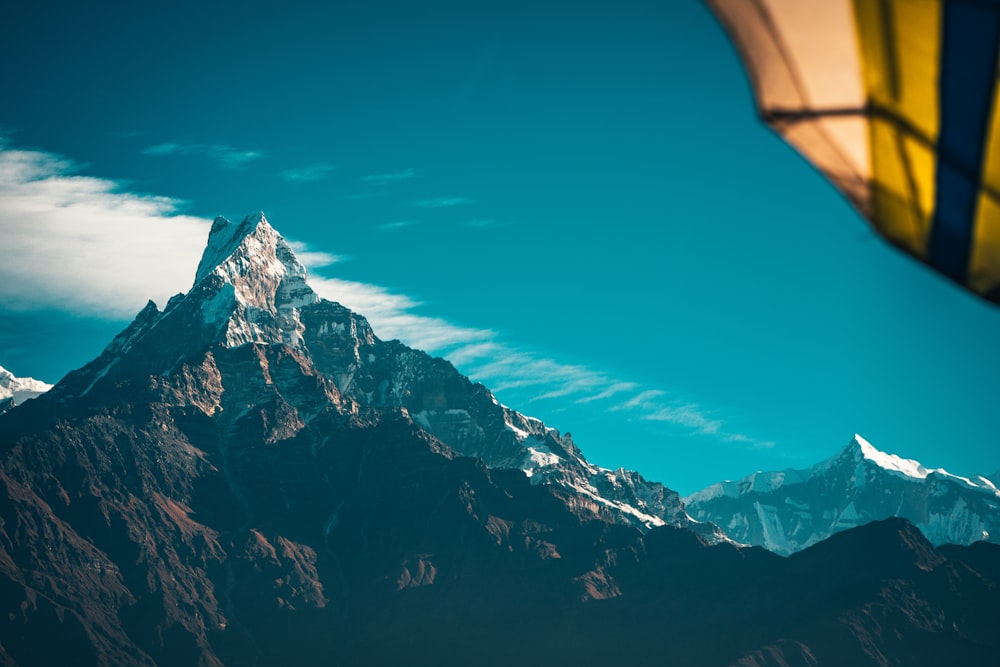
[0, 143, 209, 318]
[143, 142, 262, 169]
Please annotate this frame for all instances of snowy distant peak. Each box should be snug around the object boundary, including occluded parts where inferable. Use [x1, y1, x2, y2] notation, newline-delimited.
[687, 434, 1000, 555]
[848, 434, 929, 479]
[0, 365, 53, 406]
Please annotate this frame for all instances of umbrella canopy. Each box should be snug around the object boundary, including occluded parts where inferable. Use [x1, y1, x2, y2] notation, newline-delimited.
[705, 0, 1000, 304]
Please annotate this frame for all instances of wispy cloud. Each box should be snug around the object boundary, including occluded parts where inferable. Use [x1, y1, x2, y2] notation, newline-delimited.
[142, 142, 262, 169]
[305, 275, 493, 352]
[362, 168, 415, 185]
[645, 405, 723, 434]
[0, 138, 770, 452]
[412, 196, 477, 209]
[611, 388, 774, 449]
[577, 382, 639, 403]
[0, 142, 209, 318]
[616, 389, 666, 410]
[285, 241, 346, 268]
[461, 352, 609, 396]
[377, 220, 419, 231]
[281, 163, 336, 183]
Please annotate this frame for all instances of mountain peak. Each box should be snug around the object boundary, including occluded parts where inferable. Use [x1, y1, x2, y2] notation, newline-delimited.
[190, 212, 320, 348]
[194, 212, 270, 285]
[688, 433, 1000, 555]
[847, 434, 929, 479]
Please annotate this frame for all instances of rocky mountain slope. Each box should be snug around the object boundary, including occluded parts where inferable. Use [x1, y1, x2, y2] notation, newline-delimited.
[685, 434, 1000, 555]
[0, 214, 998, 666]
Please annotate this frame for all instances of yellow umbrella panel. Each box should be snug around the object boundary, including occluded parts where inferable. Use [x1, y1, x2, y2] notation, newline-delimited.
[705, 0, 1000, 304]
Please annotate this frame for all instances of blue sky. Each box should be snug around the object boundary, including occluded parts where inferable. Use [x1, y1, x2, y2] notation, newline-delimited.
[2, 0, 999, 495]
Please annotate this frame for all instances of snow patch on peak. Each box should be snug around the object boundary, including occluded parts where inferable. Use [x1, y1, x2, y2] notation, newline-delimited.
[505, 418, 531, 441]
[974, 475, 1000, 495]
[502, 406, 548, 442]
[521, 442, 562, 477]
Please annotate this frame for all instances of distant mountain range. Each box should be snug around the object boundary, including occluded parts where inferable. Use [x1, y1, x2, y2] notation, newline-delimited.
[0, 213, 997, 666]
[685, 434, 1000, 556]
[0, 366, 51, 415]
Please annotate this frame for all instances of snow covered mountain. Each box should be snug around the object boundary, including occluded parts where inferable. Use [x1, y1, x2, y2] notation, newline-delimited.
[52, 213, 714, 538]
[0, 365, 51, 414]
[2, 214, 998, 666]
[684, 434, 1000, 556]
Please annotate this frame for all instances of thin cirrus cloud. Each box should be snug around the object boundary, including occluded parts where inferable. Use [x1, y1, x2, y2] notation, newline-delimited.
[285, 241, 346, 268]
[0, 139, 767, 449]
[280, 164, 337, 183]
[412, 196, 477, 209]
[377, 220, 419, 232]
[362, 168, 416, 185]
[612, 389, 775, 449]
[143, 141, 263, 169]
